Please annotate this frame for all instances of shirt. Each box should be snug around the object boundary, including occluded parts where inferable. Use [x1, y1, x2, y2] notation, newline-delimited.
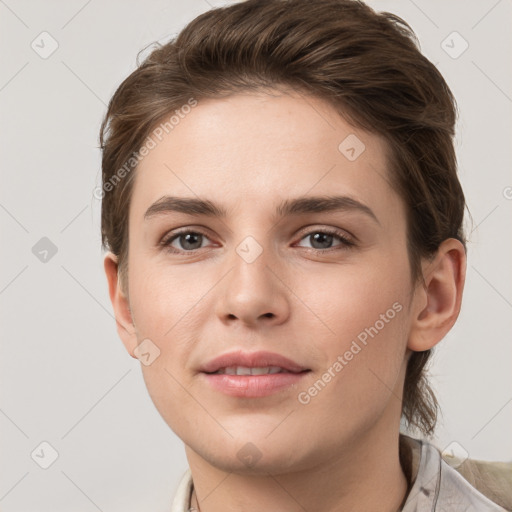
[170, 435, 508, 511]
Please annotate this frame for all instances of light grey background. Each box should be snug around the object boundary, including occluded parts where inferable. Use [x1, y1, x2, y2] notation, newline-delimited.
[0, 0, 511, 510]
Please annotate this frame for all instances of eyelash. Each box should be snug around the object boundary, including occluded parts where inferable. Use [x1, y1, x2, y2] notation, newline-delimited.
[159, 227, 356, 254]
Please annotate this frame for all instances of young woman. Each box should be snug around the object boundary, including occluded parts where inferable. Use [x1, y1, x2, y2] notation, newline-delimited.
[101, 1, 507, 510]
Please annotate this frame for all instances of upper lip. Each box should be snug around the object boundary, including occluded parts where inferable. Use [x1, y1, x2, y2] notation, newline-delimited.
[200, 350, 309, 374]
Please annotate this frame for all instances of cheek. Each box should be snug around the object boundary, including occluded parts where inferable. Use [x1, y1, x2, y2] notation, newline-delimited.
[128, 257, 212, 339]
[290, 296, 409, 451]
[299, 253, 411, 401]
[304, 252, 410, 341]
[130, 263, 207, 436]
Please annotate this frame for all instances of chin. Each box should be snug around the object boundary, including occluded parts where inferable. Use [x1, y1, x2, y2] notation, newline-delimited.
[188, 431, 314, 475]
[207, 449, 306, 475]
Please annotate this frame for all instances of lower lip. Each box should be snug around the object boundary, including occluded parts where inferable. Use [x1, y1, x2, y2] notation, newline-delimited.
[201, 372, 309, 398]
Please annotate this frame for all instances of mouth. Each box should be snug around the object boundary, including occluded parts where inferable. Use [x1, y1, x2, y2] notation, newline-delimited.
[200, 350, 311, 398]
[207, 366, 303, 376]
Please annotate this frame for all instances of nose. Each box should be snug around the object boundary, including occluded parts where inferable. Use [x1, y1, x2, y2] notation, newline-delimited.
[214, 238, 291, 329]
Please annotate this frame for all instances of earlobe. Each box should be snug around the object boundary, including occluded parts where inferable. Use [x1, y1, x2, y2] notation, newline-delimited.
[408, 238, 467, 352]
[103, 252, 139, 358]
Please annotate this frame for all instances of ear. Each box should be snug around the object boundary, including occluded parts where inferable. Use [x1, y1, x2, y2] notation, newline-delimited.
[408, 238, 467, 352]
[103, 252, 138, 359]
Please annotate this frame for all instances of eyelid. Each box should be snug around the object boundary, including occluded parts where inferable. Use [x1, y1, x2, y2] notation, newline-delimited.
[294, 224, 357, 243]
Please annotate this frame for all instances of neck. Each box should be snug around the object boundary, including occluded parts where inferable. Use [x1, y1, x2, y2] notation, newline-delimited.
[185, 423, 409, 512]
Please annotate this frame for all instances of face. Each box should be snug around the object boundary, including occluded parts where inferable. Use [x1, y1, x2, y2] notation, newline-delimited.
[117, 90, 417, 474]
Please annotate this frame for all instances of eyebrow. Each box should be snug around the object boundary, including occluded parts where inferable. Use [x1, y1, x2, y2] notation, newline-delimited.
[144, 194, 379, 224]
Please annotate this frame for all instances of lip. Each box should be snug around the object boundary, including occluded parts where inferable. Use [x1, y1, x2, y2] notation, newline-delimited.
[200, 350, 308, 374]
[199, 350, 310, 398]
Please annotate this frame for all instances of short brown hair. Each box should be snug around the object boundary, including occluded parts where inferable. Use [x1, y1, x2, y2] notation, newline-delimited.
[99, 0, 466, 435]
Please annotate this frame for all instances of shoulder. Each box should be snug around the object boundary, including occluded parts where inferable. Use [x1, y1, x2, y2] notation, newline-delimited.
[443, 451, 512, 511]
[401, 435, 510, 511]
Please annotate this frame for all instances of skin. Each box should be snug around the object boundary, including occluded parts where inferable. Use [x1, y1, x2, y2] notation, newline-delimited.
[104, 89, 466, 512]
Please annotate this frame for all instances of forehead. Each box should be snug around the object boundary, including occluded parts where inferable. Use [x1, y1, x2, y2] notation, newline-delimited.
[130, 91, 401, 224]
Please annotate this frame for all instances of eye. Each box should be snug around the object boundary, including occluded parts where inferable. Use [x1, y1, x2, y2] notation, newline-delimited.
[295, 228, 355, 251]
[160, 227, 355, 254]
[161, 230, 213, 253]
